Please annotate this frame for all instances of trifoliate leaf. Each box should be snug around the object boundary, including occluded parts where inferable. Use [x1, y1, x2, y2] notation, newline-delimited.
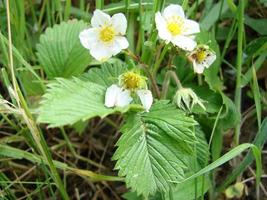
[36, 20, 91, 79]
[113, 101, 197, 197]
[37, 78, 125, 127]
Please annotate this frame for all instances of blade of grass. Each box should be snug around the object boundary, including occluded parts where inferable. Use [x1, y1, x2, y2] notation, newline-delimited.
[0, 144, 123, 182]
[234, 0, 245, 146]
[217, 117, 267, 193]
[173, 143, 262, 186]
[252, 66, 262, 128]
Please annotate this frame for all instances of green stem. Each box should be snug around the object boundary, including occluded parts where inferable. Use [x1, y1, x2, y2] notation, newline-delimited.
[169, 71, 183, 89]
[234, 0, 244, 146]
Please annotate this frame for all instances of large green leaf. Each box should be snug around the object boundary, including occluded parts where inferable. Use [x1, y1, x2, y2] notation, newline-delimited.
[37, 78, 117, 127]
[36, 20, 91, 79]
[113, 101, 197, 196]
[37, 62, 127, 127]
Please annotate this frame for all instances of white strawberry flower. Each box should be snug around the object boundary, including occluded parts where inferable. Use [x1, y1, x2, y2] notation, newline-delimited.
[189, 45, 216, 74]
[79, 9, 129, 61]
[104, 72, 153, 112]
[155, 4, 200, 51]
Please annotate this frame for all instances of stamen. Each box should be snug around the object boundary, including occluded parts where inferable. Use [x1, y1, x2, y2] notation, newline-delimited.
[196, 50, 207, 63]
[121, 72, 144, 90]
[99, 26, 115, 42]
[166, 16, 184, 36]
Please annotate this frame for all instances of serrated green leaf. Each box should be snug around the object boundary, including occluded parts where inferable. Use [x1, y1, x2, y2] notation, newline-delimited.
[37, 78, 124, 127]
[36, 20, 91, 79]
[113, 101, 197, 196]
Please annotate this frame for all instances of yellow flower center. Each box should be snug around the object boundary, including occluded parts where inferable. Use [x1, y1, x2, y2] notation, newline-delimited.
[121, 72, 144, 90]
[196, 50, 207, 63]
[167, 22, 182, 35]
[99, 26, 115, 42]
[167, 16, 184, 36]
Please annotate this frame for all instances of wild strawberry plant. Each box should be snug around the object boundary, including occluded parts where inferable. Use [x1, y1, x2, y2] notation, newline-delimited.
[0, 1, 265, 199]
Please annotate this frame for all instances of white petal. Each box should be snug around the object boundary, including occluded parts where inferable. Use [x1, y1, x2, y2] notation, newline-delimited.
[116, 89, 133, 107]
[204, 53, 216, 68]
[105, 84, 121, 108]
[137, 90, 153, 112]
[91, 9, 111, 28]
[171, 35, 197, 51]
[111, 13, 127, 35]
[193, 61, 205, 74]
[114, 36, 129, 50]
[155, 12, 172, 41]
[163, 4, 185, 19]
[109, 41, 122, 56]
[79, 28, 98, 49]
[90, 42, 113, 61]
[183, 19, 200, 35]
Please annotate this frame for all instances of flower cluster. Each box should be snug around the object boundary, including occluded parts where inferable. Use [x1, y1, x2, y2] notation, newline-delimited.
[79, 4, 217, 112]
[155, 4, 216, 73]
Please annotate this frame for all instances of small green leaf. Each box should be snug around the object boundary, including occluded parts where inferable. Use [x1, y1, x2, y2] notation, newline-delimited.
[113, 101, 197, 196]
[36, 20, 91, 79]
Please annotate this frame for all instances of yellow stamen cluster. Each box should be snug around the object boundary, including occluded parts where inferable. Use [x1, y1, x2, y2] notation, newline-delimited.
[121, 72, 144, 90]
[196, 50, 207, 63]
[167, 16, 184, 36]
[99, 26, 115, 42]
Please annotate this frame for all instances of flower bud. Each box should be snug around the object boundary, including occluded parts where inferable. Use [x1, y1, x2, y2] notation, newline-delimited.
[174, 88, 205, 111]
